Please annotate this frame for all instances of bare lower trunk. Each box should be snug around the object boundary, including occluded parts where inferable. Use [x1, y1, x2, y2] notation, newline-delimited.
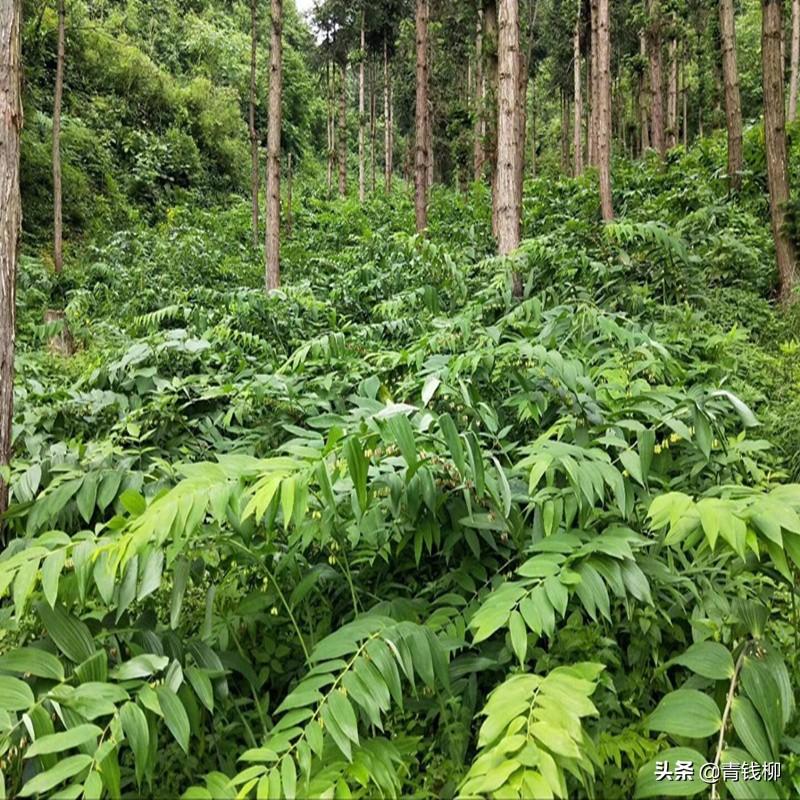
[589, 0, 598, 165]
[1, 0, 23, 529]
[249, 0, 259, 247]
[639, 32, 650, 153]
[561, 92, 571, 172]
[790, 0, 800, 120]
[486, 0, 499, 231]
[384, 40, 393, 192]
[415, 0, 429, 231]
[53, 0, 65, 273]
[327, 60, 334, 195]
[265, 0, 282, 291]
[530, 82, 537, 176]
[647, 0, 665, 155]
[370, 62, 377, 193]
[496, 0, 522, 282]
[474, 8, 485, 180]
[720, 0, 743, 190]
[666, 37, 677, 148]
[682, 56, 688, 146]
[573, 8, 583, 176]
[338, 62, 348, 197]
[596, 0, 613, 220]
[763, 0, 797, 305]
[514, 49, 528, 211]
[358, 15, 366, 203]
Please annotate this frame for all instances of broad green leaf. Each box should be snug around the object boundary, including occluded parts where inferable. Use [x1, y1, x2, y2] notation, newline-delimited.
[155, 686, 190, 754]
[731, 696, 773, 762]
[25, 725, 102, 758]
[18, 754, 93, 797]
[647, 690, 721, 738]
[120, 702, 149, 787]
[0, 647, 65, 681]
[37, 603, 96, 664]
[110, 654, 169, 681]
[508, 610, 527, 667]
[344, 437, 368, 512]
[0, 676, 34, 711]
[634, 748, 707, 797]
[671, 642, 734, 680]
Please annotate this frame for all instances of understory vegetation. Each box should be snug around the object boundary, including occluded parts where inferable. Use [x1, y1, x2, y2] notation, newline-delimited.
[3, 137, 800, 798]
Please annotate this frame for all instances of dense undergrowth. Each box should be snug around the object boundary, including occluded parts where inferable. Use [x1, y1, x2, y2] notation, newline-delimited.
[3, 138, 800, 798]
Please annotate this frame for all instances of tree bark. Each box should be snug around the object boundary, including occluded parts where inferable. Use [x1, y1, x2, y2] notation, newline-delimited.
[338, 61, 348, 197]
[596, 0, 613, 220]
[682, 54, 688, 146]
[561, 91, 571, 172]
[249, 0, 259, 247]
[719, 0, 743, 190]
[790, 0, 800, 120]
[1, 0, 22, 529]
[573, 5, 583, 176]
[265, 0, 282, 291]
[485, 0, 499, 232]
[589, 0, 598, 165]
[327, 60, 334, 195]
[415, 0, 429, 231]
[370, 61, 377, 193]
[474, 7, 485, 180]
[639, 31, 650, 153]
[530, 80, 537, 176]
[496, 0, 522, 281]
[647, 0, 665, 155]
[286, 151, 293, 238]
[358, 14, 366, 203]
[384, 39, 393, 192]
[53, 0, 65, 273]
[763, 0, 798, 305]
[666, 36, 678, 148]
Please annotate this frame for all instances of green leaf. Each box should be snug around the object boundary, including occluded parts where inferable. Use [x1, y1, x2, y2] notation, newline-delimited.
[388, 414, 418, 468]
[170, 557, 191, 630]
[634, 748, 707, 797]
[155, 686, 190, 754]
[18, 754, 93, 797]
[0, 676, 35, 711]
[37, 602, 96, 664]
[76, 473, 100, 524]
[281, 757, 297, 800]
[41, 550, 66, 609]
[508, 610, 527, 667]
[439, 413, 465, 475]
[110, 654, 169, 681]
[647, 690, 722, 738]
[327, 689, 359, 744]
[120, 702, 149, 787]
[731, 696, 774, 762]
[186, 667, 214, 712]
[671, 642, 734, 680]
[0, 647, 65, 681]
[25, 725, 102, 758]
[344, 437, 368, 512]
[620, 449, 644, 486]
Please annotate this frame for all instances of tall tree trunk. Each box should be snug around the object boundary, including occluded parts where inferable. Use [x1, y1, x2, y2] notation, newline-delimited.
[415, 0, 429, 231]
[384, 39, 393, 192]
[647, 0, 665, 155]
[596, 0, 613, 220]
[790, 0, 800, 120]
[530, 80, 537, 176]
[682, 55, 688, 146]
[589, 0, 598, 165]
[573, 5, 583, 176]
[265, 0, 282, 291]
[249, 0, 259, 247]
[338, 61, 348, 197]
[474, 7, 485, 180]
[485, 0, 499, 232]
[53, 0, 65, 273]
[561, 91, 571, 172]
[639, 31, 650, 153]
[1, 0, 22, 529]
[719, 0, 743, 190]
[358, 15, 366, 203]
[763, 0, 798, 305]
[496, 0, 522, 288]
[666, 36, 677, 148]
[327, 60, 334, 195]
[370, 62, 377, 193]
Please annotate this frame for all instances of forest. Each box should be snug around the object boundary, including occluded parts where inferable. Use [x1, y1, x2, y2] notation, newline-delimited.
[2, 0, 800, 796]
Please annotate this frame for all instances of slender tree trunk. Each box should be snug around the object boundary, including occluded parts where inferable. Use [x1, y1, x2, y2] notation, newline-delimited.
[338, 61, 348, 197]
[485, 0, 499, 232]
[561, 91, 571, 172]
[265, 0, 282, 291]
[682, 55, 688, 146]
[249, 0, 259, 247]
[763, 0, 798, 305]
[589, 0, 599, 164]
[370, 62, 377, 193]
[53, 0, 65, 273]
[1, 0, 23, 528]
[666, 36, 678, 148]
[327, 60, 334, 195]
[474, 8, 485, 180]
[358, 15, 366, 203]
[415, 0, 429, 231]
[496, 0, 522, 288]
[574, 6, 583, 176]
[596, 0, 613, 220]
[639, 32, 650, 153]
[790, 0, 800, 120]
[719, 0, 743, 190]
[384, 40, 393, 192]
[647, 0, 665, 155]
[530, 80, 537, 176]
